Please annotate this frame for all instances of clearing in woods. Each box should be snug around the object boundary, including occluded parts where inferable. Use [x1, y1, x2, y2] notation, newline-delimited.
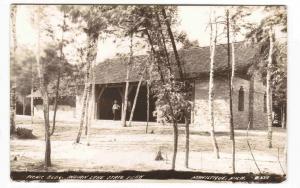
[11, 115, 287, 174]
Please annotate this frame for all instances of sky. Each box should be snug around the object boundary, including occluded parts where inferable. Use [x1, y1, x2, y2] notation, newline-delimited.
[15, 5, 269, 63]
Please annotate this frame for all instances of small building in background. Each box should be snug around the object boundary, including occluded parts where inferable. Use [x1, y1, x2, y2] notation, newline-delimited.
[75, 42, 268, 131]
[26, 90, 77, 120]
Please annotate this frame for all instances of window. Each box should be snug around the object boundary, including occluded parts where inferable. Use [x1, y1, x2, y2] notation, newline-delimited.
[264, 92, 267, 113]
[238, 86, 244, 111]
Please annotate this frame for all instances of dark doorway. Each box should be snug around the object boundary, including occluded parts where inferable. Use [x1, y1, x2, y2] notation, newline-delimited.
[128, 85, 156, 122]
[97, 87, 122, 120]
[96, 85, 156, 122]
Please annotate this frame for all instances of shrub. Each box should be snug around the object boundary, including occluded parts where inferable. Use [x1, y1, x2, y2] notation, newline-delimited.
[16, 127, 37, 139]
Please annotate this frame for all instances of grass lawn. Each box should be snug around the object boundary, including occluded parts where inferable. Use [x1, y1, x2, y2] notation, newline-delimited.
[11, 115, 287, 175]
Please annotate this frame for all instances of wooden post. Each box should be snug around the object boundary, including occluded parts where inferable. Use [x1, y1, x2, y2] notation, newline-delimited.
[95, 85, 106, 119]
[129, 69, 146, 126]
[117, 86, 125, 121]
[94, 85, 98, 119]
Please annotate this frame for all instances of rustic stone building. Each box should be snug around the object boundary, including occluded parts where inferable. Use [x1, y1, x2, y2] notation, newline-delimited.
[75, 42, 267, 131]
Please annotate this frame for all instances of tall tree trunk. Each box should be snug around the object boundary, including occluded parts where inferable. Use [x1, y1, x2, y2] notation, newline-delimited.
[208, 15, 220, 159]
[267, 29, 274, 148]
[36, 6, 51, 167]
[155, 11, 171, 72]
[51, 9, 66, 136]
[227, 10, 236, 173]
[84, 89, 91, 135]
[42, 91, 51, 167]
[171, 121, 179, 170]
[76, 83, 89, 143]
[86, 86, 94, 146]
[76, 35, 97, 143]
[146, 80, 150, 133]
[10, 5, 17, 134]
[185, 114, 190, 168]
[121, 33, 133, 127]
[161, 8, 194, 168]
[128, 68, 146, 126]
[281, 103, 286, 129]
[86, 55, 96, 145]
[22, 97, 26, 115]
[145, 28, 178, 170]
[283, 103, 286, 128]
[230, 41, 236, 173]
[51, 71, 60, 135]
[160, 7, 184, 79]
[122, 69, 129, 126]
[158, 9, 189, 169]
[31, 82, 34, 123]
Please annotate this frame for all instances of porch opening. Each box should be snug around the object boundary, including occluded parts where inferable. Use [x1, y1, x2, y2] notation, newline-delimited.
[96, 84, 156, 122]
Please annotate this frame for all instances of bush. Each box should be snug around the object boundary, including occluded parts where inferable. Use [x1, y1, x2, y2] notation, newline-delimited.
[16, 127, 37, 139]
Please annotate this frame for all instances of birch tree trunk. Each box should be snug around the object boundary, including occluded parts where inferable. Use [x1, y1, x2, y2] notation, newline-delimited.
[86, 88, 94, 146]
[84, 88, 91, 135]
[230, 41, 236, 173]
[122, 68, 129, 127]
[208, 15, 220, 159]
[35, 6, 51, 167]
[86, 54, 96, 145]
[185, 114, 190, 168]
[121, 33, 133, 127]
[128, 68, 146, 126]
[76, 83, 89, 143]
[267, 29, 274, 148]
[226, 10, 236, 173]
[10, 5, 17, 134]
[76, 35, 97, 143]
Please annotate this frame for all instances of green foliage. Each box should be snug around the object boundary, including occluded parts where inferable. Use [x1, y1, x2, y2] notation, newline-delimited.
[69, 5, 116, 40]
[272, 41, 287, 105]
[14, 55, 36, 97]
[176, 31, 200, 49]
[13, 45, 80, 99]
[41, 46, 80, 97]
[244, 6, 287, 106]
[127, 6, 192, 122]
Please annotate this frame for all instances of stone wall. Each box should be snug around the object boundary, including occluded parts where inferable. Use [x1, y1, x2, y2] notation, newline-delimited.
[232, 77, 250, 129]
[192, 76, 267, 131]
[251, 73, 267, 128]
[193, 77, 231, 131]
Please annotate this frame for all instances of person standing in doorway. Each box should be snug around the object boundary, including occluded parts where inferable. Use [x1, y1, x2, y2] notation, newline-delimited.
[112, 100, 120, 120]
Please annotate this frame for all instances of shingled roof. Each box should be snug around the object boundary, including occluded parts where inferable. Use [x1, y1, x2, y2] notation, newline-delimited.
[94, 42, 261, 84]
